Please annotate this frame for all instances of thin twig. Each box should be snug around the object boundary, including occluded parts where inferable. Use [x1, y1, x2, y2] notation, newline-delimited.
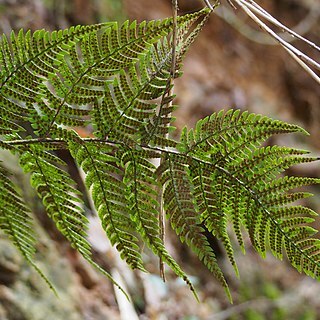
[170, 0, 178, 79]
[231, 0, 320, 84]
[203, 0, 214, 10]
[241, 0, 320, 52]
[226, 0, 237, 10]
[236, 0, 320, 70]
[216, 4, 320, 45]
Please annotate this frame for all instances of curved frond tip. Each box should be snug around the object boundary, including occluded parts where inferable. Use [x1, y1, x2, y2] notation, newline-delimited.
[0, 162, 55, 292]
[176, 109, 320, 282]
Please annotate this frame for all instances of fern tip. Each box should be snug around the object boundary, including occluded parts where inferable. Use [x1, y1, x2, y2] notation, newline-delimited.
[233, 264, 240, 279]
[224, 287, 233, 304]
[299, 127, 310, 136]
[191, 287, 200, 303]
[240, 246, 246, 255]
[29, 260, 58, 296]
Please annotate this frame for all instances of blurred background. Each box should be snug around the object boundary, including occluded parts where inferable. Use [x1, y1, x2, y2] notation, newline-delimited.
[0, 0, 319, 319]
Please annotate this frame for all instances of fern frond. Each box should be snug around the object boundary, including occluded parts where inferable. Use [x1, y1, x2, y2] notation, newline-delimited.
[178, 109, 308, 160]
[92, 12, 209, 148]
[18, 144, 127, 294]
[180, 109, 320, 281]
[120, 147, 197, 296]
[92, 38, 175, 146]
[141, 12, 211, 147]
[19, 146, 91, 254]
[69, 140, 146, 272]
[0, 9, 209, 138]
[0, 24, 110, 135]
[0, 4, 319, 301]
[157, 153, 231, 299]
[0, 161, 54, 290]
[258, 176, 320, 196]
[188, 160, 241, 275]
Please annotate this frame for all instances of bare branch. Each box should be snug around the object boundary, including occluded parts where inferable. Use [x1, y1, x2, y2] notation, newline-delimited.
[203, 0, 214, 10]
[242, 0, 320, 52]
[216, 4, 320, 46]
[230, 0, 320, 84]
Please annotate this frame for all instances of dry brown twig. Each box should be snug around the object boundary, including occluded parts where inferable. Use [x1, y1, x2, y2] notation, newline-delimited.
[204, 0, 320, 84]
[215, 4, 320, 46]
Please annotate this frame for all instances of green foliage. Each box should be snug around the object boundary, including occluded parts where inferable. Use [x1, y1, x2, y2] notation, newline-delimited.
[0, 7, 319, 301]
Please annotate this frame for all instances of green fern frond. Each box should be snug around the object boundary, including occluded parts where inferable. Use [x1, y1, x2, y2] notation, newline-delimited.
[18, 144, 127, 294]
[179, 109, 320, 281]
[0, 24, 110, 135]
[69, 140, 146, 272]
[258, 176, 320, 196]
[92, 38, 175, 145]
[0, 162, 35, 257]
[0, 161, 54, 291]
[120, 147, 197, 296]
[0, 9, 209, 138]
[203, 170, 240, 277]
[157, 153, 230, 299]
[92, 12, 209, 148]
[19, 146, 91, 255]
[178, 109, 308, 159]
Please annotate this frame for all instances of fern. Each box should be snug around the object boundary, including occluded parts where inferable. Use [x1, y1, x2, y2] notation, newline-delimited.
[0, 6, 319, 302]
[0, 161, 55, 290]
[69, 141, 146, 271]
